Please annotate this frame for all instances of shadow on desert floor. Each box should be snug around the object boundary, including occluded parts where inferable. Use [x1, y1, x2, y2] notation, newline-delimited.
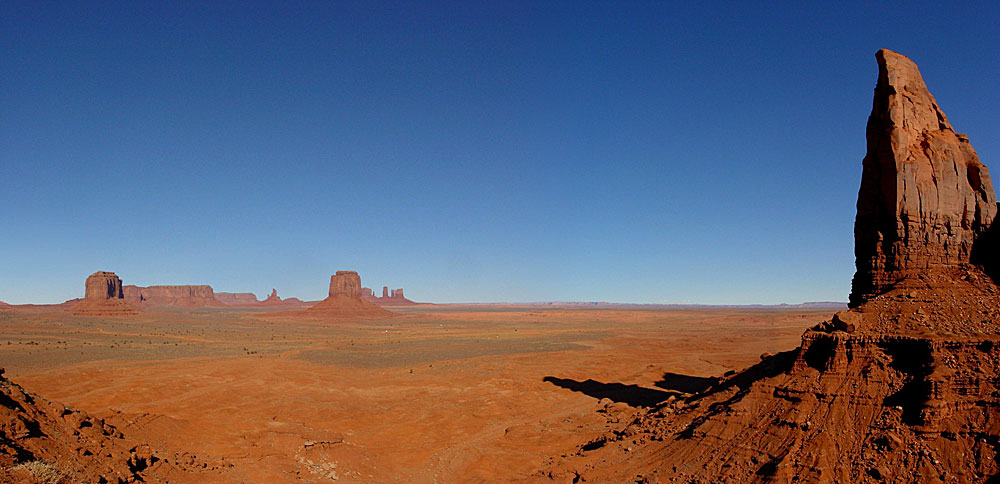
[542, 376, 681, 407]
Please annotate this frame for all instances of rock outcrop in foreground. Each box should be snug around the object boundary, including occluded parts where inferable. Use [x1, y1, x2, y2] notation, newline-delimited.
[850, 49, 996, 307]
[542, 50, 1000, 483]
[306, 271, 392, 318]
[0, 368, 201, 483]
[71, 272, 139, 316]
[123, 284, 222, 307]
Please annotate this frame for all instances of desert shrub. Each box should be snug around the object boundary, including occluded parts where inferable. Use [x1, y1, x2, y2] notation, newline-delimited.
[11, 460, 65, 484]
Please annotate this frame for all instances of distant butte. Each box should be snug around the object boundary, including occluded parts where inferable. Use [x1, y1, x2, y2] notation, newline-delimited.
[362, 284, 418, 306]
[214, 292, 261, 305]
[260, 288, 284, 306]
[71, 271, 139, 316]
[124, 284, 223, 307]
[305, 271, 393, 318]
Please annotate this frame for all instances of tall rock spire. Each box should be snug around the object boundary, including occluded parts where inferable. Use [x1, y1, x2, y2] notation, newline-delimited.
[849, 49, 996, 306]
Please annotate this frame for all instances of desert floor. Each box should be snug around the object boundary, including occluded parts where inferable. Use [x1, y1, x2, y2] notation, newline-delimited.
[0, 305, 832, 483]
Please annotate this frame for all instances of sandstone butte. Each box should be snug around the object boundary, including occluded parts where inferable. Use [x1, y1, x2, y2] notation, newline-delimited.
[123, 284, 223, 307]
[305, 270, 393, 318]
[70, 271, 139, 317]
[541, 50, 1000, 483]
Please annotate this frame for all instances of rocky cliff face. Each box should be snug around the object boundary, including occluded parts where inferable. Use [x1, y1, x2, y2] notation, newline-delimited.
[850, 49, 996, 307]
[73, 271, 138, 316]
[542, 50, 1000, 484]
[123, 285, 221, 307]
[329, 271, 362, 299]
[84, 271, 123, 300]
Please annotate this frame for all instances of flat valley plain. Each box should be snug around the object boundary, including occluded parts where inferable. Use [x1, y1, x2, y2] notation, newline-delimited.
[0, 305, 833, 482]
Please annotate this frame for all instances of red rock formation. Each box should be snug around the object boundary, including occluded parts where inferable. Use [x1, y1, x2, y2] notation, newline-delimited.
[123, 285, 222, 307]
[306, 271, 392, 318]
[0, 367, 202, 482]
[215, 292, 261, 306]
[72, 271, 139, 316]
[362, 285, 419, 306]
[260, 288, 284, 306]
[850, 49, 996, 307]
[543, 50, 1000, 483]
[84, 271, 123, 300]
[329, 271, 362, 299]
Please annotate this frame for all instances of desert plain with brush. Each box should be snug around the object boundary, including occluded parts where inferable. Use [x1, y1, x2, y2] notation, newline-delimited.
[3, 23, 1000, 484]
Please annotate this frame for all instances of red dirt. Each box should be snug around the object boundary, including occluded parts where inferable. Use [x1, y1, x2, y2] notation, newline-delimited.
[0, 305, 826, 482]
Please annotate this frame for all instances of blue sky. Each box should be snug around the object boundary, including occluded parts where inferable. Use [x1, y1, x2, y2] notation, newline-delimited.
[2, 2, 998, 304]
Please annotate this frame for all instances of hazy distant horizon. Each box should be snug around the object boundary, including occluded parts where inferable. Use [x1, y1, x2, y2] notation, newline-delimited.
[3, 2, 998, 305]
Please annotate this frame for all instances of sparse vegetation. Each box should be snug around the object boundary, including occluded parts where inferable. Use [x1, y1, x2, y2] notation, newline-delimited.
[11, 460, 65, 484]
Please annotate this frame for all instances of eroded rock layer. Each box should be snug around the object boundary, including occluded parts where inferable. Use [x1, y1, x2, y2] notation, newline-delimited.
[0, 368, 201, 483]
[538, 50, 1000, 484]
[850, 49, 996, 307]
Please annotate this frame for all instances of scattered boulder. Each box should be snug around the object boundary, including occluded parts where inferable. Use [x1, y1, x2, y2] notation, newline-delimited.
[831, 310, 861, 333]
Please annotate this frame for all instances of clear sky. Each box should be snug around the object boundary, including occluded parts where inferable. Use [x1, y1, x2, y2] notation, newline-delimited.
[2, 2, 998, 304]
